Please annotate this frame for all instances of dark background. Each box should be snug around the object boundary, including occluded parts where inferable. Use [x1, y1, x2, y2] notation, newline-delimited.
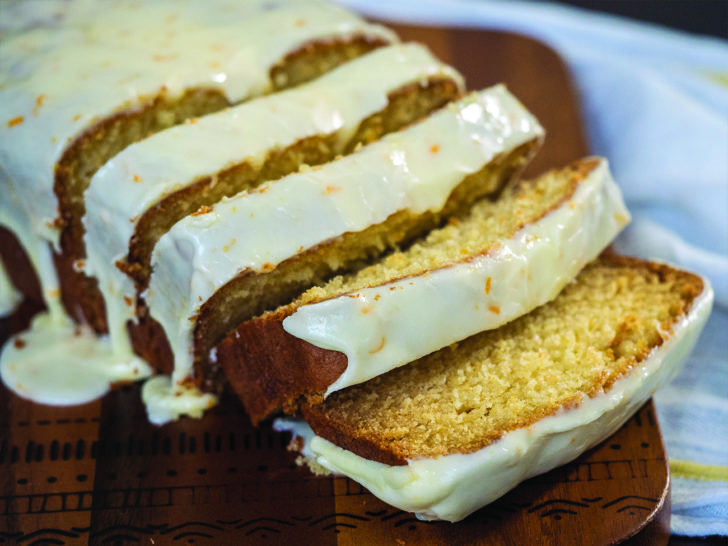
[553, 0, 727, 39]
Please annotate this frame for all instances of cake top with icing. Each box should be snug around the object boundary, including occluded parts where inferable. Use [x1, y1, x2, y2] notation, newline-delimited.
[0, 0, 395, 246]
[146, 85, 543, 387]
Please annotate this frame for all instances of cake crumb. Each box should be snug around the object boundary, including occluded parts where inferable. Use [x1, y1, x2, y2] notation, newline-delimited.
[33, 94, 47, 115]
[191, 205, 213, 216]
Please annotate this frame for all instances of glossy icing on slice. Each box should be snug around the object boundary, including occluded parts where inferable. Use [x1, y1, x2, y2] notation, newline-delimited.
[82, 43, 463, 365]
[276, 281, 713, 522]
[145, 86, 544, 420]
[0, 0, 394, 306]
[283, 158, 630, 396]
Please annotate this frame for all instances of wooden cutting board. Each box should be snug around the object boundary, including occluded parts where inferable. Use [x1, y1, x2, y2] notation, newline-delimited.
[0, 25, 670, 545]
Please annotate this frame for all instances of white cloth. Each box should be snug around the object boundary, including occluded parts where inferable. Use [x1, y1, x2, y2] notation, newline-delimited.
[338, 0, 728, 536]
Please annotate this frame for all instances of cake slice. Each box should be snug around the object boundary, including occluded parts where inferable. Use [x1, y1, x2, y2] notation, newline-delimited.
[82, 43, 462, 362]
[278, 255, 713, 522]
[144, 86, 544, 423]
[219, 157, 630, 424]
[0, 0, 394, 331]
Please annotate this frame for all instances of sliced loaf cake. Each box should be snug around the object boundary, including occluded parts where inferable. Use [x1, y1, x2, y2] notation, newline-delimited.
[0, 0, 394, 331]
[143, 86, 544, 423]
[279, 255, 712, 521]
[82, 43, 462, 360]
[219, 157, 630, 424]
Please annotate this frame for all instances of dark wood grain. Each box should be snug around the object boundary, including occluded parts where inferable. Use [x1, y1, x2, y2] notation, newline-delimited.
[0, 26, 668, 545]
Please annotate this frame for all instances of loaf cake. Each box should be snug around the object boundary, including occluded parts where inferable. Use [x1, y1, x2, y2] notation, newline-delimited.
[277, 255, 713, 522]
[219, 157, 630, 423]
[143, 87, 544, 423]
[0, 0, 394, 333]
[82, 43, 462, 364]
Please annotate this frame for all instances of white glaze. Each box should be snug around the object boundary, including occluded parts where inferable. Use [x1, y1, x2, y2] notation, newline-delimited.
[146, 86, 544, 403]
[82, 43, 463, 360]
[277, 279, 713, 522]
[141, 375, 218, 425]
[0, 258, 21, 318]
[0, 0, 395, 310]
[284, 158, 630, 395]
[0, 312, 153, 406]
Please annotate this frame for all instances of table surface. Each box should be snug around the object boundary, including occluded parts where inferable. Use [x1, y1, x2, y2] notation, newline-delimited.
[0, 24, 671, 545]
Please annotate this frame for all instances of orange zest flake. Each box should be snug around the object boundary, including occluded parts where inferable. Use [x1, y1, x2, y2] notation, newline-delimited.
[223, 238, 236, 253]
[123, 296, 133, 306]
[325, 185, 340, 194]
[33, 94, 47, 115]
[295, 18, 307, 27]
[7, 116, 24, 128]
[361, 306, 372, 315]
[261, 262, 274, 272]
[72, 114, 82, 121]
[374, 294, 381, 301]
[430, 144, 440, 154]
[209, 61, 221, 69]
[489, 305, 501, 314]
[152, 54, 177, 62]
[485, 277, 492, 295]
[186, 117, 198, 125]
[568, 201, 576, 209]
[191, 205, 213, 216]
[368, 337, 386, 354]
[133, 174, 142, 182]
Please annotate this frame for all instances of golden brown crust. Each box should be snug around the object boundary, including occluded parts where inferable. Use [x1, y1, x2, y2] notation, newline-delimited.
[299, 254, 705, 465]
[301, 401, 409, 466]
[217, 307, 348, 426]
